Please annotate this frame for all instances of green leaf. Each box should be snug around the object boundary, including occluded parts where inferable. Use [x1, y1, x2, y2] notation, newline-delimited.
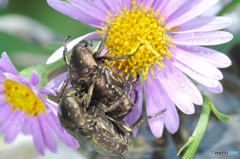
[179, 96, 232, 159]
[177, 137, 194, 156]
[209, 102, 231, 122]
[180, 96, 211, 159]
[217, 0, 240, 16]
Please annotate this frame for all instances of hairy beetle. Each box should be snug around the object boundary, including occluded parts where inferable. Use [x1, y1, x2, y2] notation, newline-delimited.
[58, 78, 165, 156]
[59, 35, 143, 119]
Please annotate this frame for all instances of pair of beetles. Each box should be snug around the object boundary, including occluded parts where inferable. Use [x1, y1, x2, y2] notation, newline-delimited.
[58, 34, 165, 156]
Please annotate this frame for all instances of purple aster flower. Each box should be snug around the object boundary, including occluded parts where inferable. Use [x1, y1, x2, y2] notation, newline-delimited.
[47, 0, 232, 137]
[0, 52, 79, 155]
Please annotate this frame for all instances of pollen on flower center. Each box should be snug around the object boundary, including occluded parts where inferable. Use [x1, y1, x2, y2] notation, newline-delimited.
[3, 79, 45, 117]
[97, 1, 175, 80]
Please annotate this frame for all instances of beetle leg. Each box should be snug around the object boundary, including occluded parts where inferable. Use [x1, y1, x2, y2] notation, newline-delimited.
[106, 83, 132, 112]
[91, 100, 109, 113]
[97, 43, 143, 61]
[130, 73, 140, 85]
[107, 109, 166, 132]
[93, 26, 110, 58]
[107, 116, 133, 133]
[83, 72, 99, 109]
[131, 109, 166, 131]
[58, 73, 69, 102]
[133, 89, 138, 104]
[63, 36, 71, 65]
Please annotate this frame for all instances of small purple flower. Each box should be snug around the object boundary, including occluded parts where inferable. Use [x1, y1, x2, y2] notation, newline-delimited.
[47, 0, 232, 137]
[0, 52, 79, 155]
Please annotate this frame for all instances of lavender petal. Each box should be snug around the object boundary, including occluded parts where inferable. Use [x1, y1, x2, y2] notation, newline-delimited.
[38, 115, 58, 153]
[168, 16, 232, 34]
[29, 70, 40, 86]
[170, 47, 223, 80]
[39, 87, 57, 96]
[47, 0, 103, 28]
[171, 31, 233, 46]
[46, 72, 68, 91]
[165, 0, 219, 28]
[30, 116, 45, 156]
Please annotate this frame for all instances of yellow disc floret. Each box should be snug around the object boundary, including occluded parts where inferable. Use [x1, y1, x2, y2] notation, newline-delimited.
[4, 79, 46, 117]
[98, 1, 175, 79]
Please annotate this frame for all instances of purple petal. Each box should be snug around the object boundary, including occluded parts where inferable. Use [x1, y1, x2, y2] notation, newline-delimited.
[30, 85, 39, 98]
[30, 116, 45, 156]
[120, 0, 130, 10]
[30, 70, 40, 86]
[69, 0, 107, 21]
[172, 31, 233, 46]
[158, 0, 184, 19]
[162, 60, 203, 105]
[168, 17, 232, 34]
[145, 76, 179, 134]
[48, 111, 79, 148]
[61, 129, 80, 148]
[200, 81, 223, 94]
[4, 73, 22, 84]
[46, 72, 68, 91]
[165, 0, 218, 28]
[57, 81, 71, 93]
[1, 52, 19, 75]
[47, 0, 103, 28]
[144, 76, 165, 138]
[93, 0, 112, 13]
[39, 87, 57, 96]
[170, 47, 223, 80]
[176, 45, 231, 68]
[0, 109, 19, 132]
[170, 57, 219, 88]
[46, 32, 103, 64]
[104, 0, 122, 14]
[40, 97, 57, 116]
[0, 59, 9, 72]
[0, 70, 6, 78]
[0, 104, 11, 122]
[154, 65, 195, 114]
[46, 111, 63, 138]
[123, 79, 142, 137]
[22, 117, 32, 135]
[38, 115, 58, 153]
[153, 0, 167, 13]
[4, 112, 25, 144]
[161, 97, 179, 134]
[142, 0, 155, 8]
[18, 75, 31, 86]
[0, 99, 8, 108]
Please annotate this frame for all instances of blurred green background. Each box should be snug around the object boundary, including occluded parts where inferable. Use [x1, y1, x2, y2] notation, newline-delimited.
[0, 0, 96, 71]
[1, 0, 240, 159]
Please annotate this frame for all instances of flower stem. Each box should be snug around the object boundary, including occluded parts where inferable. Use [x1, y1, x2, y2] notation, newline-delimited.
[20, 59, 65, 88]
[181, 96, 211, 159]
[177, 96, 231, 159]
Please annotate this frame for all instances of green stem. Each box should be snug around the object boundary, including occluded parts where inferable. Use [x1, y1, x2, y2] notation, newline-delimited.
[20, 59, 65, 88]
[217, 0, 240, 16]
[181, 96, 211, 159]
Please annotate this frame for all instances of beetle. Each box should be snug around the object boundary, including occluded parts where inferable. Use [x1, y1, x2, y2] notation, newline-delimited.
[58, 77, 166, 156]
[59, 34, 143, 119]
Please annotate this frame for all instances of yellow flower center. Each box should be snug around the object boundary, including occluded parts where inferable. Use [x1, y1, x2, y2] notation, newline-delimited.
[3, 79, 46, 117]
[97, 1, 175, 80]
